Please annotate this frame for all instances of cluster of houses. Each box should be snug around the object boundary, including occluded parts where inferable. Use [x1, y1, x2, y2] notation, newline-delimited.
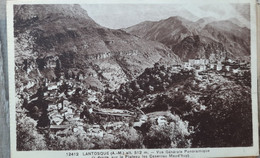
[183, 58, 250, 75]
[42, 77, 137, 138]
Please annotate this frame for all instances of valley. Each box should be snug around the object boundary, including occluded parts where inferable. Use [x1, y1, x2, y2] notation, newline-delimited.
[14, 4, 252, 150]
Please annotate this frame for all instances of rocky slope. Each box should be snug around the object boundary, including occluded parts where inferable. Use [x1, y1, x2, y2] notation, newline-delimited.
[125, 16, 194, 47]
[14, 5, 181, 91]
[200, 20, 250, 57]
[126, 16, 250, 61]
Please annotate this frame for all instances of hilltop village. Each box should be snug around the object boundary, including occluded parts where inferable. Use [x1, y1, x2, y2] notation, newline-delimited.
[184, 58, 250, 74]
[16, 54, 250, 147]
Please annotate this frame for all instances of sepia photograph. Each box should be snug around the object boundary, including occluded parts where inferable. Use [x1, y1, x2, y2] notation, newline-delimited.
[7, 0, 258, 157]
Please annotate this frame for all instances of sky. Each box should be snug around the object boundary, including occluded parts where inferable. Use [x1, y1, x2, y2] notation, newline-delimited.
[81, 3, 250, 29]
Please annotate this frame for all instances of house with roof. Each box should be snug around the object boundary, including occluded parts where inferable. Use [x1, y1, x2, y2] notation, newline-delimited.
[216, 64, 223, 71]
[188, 59, 209, 66]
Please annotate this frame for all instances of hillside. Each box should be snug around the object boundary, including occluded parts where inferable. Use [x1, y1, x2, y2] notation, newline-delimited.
[101, 62, 252, 147]
[14, 4, 181, 91]
[126, 16, 194, 47]
[200, 20, 250, 57]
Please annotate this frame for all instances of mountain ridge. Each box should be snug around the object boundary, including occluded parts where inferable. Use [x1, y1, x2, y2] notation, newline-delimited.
[126, 15, 250, 61]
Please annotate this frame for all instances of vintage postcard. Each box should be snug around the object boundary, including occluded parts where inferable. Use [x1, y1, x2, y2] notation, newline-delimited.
[7, 0, 259, 157]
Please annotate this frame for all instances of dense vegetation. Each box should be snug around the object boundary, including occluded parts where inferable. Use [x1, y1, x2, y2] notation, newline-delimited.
[16, 62, 252, 150]
[102, 63, 193, 109]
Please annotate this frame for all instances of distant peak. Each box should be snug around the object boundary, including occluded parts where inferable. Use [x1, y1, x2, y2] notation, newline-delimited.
[163, 16, 192, 25]
[196, 17, 216, 23]
[165, 16, 186, 21]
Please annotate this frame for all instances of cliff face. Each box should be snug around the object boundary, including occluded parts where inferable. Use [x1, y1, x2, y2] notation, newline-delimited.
[14, 5, 181, 90]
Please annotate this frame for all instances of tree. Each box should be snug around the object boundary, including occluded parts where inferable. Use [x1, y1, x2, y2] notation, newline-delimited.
[47, 134, 94, 150]
[110, 126, 143, 149]
[36, 58, 46, 71]
[148, 85, 154, 92]
[160, 65, 166, 71]
[154, 62, 160, 70]
[143, 117, 191, 148]
[37, 110, 50, 128]
[171, 94, 192, 116]
[16, 113, 47, 150]
[71, 88, 83, 105]
[22, 59, 28, 72]
[80, 107, 94, 124]
[189, 85, 252, 147]
[54, 59, 61, 80]
[143, 125, 172, 148]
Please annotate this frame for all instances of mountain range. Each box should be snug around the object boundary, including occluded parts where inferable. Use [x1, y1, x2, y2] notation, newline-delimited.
[14, 4, 250, 90]
[126, 16, 250, 61]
